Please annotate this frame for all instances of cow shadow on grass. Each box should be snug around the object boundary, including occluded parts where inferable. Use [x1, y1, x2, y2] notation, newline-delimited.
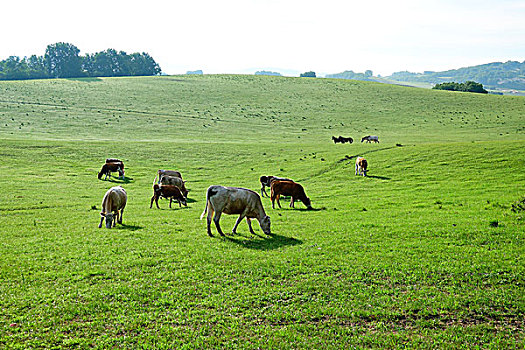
[116, 224, 143, 231]
[366, 175, 391, 180]
[107, 176, 134, 184]
[225, 233, 303, 251]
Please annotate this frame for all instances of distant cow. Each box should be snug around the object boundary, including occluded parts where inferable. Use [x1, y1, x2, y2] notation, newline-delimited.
[154, 169, 182, 184]
[98, 161, 125, 180]
[150, 184, 187, 209]
[159, 175, 189, 198]
[99, 186, 127, 228]
[270, 180, 312, 210]
[200, 185, 271, 237]
[355, 157, 368, 176]
[259, 175, 293, 197]
[332, 136, 353, 144]
[361, 135, 379, 143]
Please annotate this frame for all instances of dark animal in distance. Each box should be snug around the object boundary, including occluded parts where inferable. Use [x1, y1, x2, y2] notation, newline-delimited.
[270, 180, 312, 210]
[355, 157, 368, 176]
[332, 136, 353, 144]
[200, 185, 271, 237]
[99, 186, 127, 228]
[98, 161, 125, 180]
[150, 184, 187, 209]
[361, 135, 379, 143]
[259, 175, 293, 197]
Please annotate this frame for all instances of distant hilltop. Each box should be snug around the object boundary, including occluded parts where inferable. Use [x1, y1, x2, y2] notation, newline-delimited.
[327, 61, 525, 92]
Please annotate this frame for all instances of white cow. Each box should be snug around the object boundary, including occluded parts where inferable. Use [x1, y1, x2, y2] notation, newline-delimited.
[355, 157, 368, 176]
[99, 186, 127, 228]
[200, 185, 271, 237]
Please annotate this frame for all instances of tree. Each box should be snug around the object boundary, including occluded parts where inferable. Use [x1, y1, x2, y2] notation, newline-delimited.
[44, 42, 83, 78]
[300, 71, 316, 78]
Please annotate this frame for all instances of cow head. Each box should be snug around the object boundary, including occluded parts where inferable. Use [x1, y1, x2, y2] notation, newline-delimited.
[100, 212, 114, 228]
[304, 197, 313, 210]
[260, 215, 271, 235]
[117, 167, 125, 178]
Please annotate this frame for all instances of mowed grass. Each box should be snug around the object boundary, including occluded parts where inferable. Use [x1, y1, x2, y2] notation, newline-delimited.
[0, 75, 524, 348]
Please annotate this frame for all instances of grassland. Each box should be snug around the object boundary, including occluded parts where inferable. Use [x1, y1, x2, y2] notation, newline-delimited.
[0, 75, 524, 348]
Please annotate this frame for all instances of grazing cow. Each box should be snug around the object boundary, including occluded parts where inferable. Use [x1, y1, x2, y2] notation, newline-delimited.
[200, 185, 271, 237]
[270, 180, 312, 210]
[98, 161, 125, 180]
[150, 184, 187, 209]
[99, 186, 127, 228]
[153, 169, 183, 184]
[159, 175, 189, 198]
[259, 175, 293, 197]
[361, 135, 379, 143]
[332, 136, 353, 144]
[355, 157, 368, 176]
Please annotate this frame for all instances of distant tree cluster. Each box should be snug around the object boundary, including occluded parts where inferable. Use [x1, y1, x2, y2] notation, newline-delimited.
[300, 71, 316, 78]
[0, 42, 161, 80]
[255, 70, 282, 76]
[432, 81, 488, 94]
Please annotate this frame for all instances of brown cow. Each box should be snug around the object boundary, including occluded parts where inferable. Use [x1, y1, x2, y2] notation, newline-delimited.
[259, 175, 293, 197]
[150, 184, 187, 209]
[270, 180, 312, 210]
[159, 175, 189, 198]
[98, 162, 125, 180]
[153, 170, 182, 184]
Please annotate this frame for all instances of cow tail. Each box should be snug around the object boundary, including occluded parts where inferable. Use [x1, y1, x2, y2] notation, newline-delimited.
[200, 187, 211, 220]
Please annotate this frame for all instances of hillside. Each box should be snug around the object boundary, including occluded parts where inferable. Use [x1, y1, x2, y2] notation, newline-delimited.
[387, 60, 525, 91]
[0, 75, 524, 348]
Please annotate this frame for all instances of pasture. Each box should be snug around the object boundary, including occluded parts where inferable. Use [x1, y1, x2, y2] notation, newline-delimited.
[0, 75, 524, 348]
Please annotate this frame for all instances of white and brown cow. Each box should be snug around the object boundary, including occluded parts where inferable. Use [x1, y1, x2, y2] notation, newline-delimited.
[99, 186, 127, 228]
[355, 157, 368, 176]
[200, 185, 271, 237]
[270, 180, 312, 210]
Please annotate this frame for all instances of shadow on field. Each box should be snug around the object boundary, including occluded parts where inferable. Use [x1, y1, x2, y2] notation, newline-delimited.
[366, 175, 391, 180]
[116, 224, 143, 231]
[225, 233, 302, 251]
[107, 176, 134, 184]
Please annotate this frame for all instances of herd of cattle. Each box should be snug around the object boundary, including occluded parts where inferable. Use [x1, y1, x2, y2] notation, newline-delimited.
[97, 149, 371, 235]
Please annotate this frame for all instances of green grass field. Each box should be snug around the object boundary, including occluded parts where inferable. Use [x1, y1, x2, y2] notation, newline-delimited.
[0, 75, 524, 348]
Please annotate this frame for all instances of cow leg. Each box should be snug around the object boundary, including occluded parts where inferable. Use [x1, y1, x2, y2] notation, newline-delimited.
[169, 197, 173, 208]
[290, 196, 294, 208]
[246, 218, 255, 234]
[276, 195, 282, 209]
[206, 206, 214, 237]
[232, 213, 246, 234]
[213, 212, 226, 236]
[355, 164, 358, 175]
[98, 216, 104, 228]
[261, 186, 268, 197]
[155, 195, 161, 209]
[118, 209, 123, 224]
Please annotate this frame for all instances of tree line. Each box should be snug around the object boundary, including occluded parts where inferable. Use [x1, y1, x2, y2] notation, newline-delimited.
[0, 42, 161, 80]
[432, 81, 488, 94]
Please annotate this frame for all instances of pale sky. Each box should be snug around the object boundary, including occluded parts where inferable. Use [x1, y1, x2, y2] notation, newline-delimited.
[2, 0, 524, 77]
